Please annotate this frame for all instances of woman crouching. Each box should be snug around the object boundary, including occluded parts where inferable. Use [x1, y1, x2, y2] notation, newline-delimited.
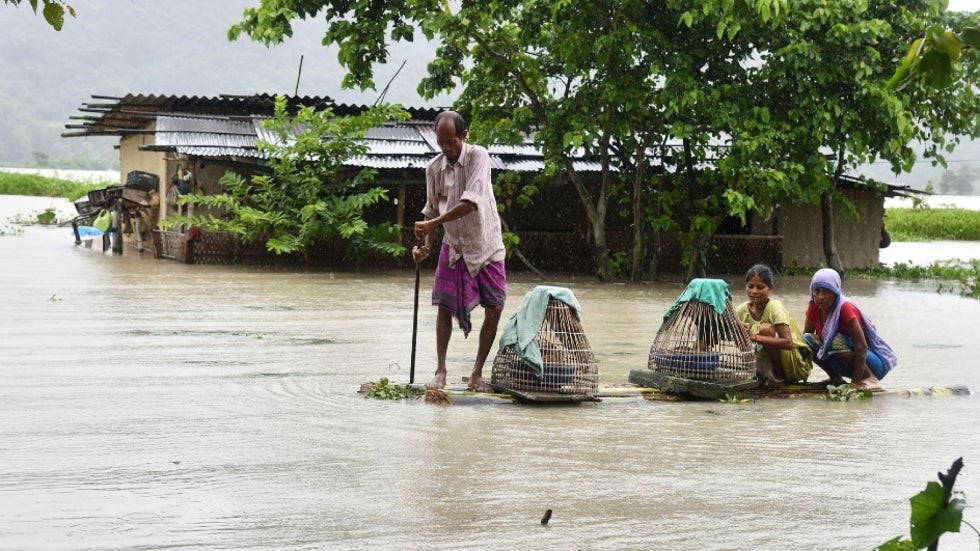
[803, 268, 897, 391]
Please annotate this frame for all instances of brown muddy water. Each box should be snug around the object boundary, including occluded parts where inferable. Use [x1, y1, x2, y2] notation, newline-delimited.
[2, 195, 980, 550]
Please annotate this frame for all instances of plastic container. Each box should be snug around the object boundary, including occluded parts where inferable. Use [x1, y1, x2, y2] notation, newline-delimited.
[509, 361, 576, 384]
[651, 350, 720, 372]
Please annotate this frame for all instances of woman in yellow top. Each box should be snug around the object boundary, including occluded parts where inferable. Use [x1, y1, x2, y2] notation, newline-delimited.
[735, 264, 812, 386]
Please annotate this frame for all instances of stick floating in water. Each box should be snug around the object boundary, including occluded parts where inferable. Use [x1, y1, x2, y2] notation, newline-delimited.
[541, 509, 552, 525]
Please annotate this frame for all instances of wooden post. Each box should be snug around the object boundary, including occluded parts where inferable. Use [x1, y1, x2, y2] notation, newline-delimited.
[111, 204, 123, 254]
[71, 220, 81, 246]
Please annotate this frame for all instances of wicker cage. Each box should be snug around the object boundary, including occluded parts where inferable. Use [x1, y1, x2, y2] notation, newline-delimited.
[648, 279, 755, 384]
[492, 294, 599, 396]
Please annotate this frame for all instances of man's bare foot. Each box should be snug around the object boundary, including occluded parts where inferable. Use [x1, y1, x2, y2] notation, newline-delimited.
[426, 372, 447, 390]
[467, 376, 494, 393]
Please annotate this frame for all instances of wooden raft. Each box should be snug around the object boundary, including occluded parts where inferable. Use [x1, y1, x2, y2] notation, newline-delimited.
[628, 368, 757, 400]
[399, 380, 971, 405]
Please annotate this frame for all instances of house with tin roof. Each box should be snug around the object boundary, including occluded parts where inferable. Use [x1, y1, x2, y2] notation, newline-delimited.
[63, 93, 920, 274]
[63, 93, 612, 270]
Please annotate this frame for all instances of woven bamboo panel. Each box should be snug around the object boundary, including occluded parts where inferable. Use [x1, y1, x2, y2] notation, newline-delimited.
[492, 298, 599, 395]
[151, 230, 187, 262]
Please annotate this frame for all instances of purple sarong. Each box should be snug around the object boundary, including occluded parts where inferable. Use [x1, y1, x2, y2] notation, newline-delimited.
[432, 243, 506, 336]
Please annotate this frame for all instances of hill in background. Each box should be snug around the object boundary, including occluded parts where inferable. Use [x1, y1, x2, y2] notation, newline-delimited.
[0, 0, 448, 169]
[1, 1, 977, 193]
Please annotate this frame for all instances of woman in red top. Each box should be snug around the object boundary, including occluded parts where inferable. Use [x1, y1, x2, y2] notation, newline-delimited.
[803, 268, 896, 391]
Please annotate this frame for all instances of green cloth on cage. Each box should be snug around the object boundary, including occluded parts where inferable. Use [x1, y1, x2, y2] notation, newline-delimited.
[662, 278, 731, 323]
[499, 285, 582, 379]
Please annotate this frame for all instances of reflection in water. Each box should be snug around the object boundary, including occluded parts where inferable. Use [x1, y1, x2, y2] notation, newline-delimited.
[2, 196, 979, 550]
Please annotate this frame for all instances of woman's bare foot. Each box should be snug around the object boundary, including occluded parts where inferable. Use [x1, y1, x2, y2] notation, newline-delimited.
[851, 375, 882, 392]
[756, 358, 784, 387]
[426, 372, 447, 390]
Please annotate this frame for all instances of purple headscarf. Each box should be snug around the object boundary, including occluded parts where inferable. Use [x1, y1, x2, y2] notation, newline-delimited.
[809, 268, 897, 370]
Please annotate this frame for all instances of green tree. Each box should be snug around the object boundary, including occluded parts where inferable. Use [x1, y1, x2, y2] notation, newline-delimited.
[707, 1, 980, 273]
[888, 20, 980, 92]
[230, 0, 979, 278]
[168, 95, 409, 270]
[3, 0, 75, 30]
[231, 0, 780, 280]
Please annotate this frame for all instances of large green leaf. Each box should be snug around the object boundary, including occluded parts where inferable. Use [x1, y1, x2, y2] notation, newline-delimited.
[909, 481, 965, 548]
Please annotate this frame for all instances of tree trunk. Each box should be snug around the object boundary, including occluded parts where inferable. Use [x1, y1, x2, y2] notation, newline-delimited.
[564, 159, 611, 281]
[629, 135, 650, 282]
[820, 191, 844, 273]
[648, 230, 661, 281]
[684, 233, 709, 281]
[630, 168, 645, 282]
[563, 121, 612, 281]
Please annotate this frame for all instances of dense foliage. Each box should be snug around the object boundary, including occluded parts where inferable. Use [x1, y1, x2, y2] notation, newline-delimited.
[0, 171, 106, 201]
[166, 96, 410, 269]
[889, 21, 980, 91]
[230, 0, 980, 281]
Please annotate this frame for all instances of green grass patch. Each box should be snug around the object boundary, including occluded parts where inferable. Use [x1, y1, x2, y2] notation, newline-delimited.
[885, 207, 980, 241]
[0, 172, 111, 202]
[865, 259, 980, 299]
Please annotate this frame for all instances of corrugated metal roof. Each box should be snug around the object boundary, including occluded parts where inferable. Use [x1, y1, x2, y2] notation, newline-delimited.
[146, 113, 604, 173]
[171, 146, 266, 159]
[346, 155, 433, 170]
[156, 116, 257, 150]
[62, 93, 443, 138]
[63, 93, 604, 173]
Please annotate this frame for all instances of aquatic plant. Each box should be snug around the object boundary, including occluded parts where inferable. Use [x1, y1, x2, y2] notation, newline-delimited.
[363, 377, 420, 401]
[867, 260, 980, 300]
[0, 171, 108, 201]
[37, 207, 56, 224]
[6, 208, 71, 227]
[824, 384, 872, 401]
[886, 207, 980, 242]
[0, 223, 25, 236]
[720, 393, 753, 404]
[877, 457, 977, 550]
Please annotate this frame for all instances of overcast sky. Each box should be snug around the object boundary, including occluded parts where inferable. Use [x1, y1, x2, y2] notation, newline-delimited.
[0, 0, 977, 179]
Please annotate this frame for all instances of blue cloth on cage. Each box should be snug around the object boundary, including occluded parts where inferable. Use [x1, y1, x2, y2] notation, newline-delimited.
[498, 285, 581, 379]
[662, 278, 731, 323]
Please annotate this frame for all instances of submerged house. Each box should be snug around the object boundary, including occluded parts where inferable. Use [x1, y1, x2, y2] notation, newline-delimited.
[63, 93, 917, 274]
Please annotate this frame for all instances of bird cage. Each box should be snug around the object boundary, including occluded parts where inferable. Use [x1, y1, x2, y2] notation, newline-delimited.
[647, 279, 755, 385]
[492, 287, 599, 399]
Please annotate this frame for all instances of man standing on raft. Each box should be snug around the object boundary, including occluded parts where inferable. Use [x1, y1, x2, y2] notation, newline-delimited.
[413, 111, 507, 393]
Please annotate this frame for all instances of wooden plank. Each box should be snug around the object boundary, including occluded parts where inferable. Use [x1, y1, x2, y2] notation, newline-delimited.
[628, 369, 757, 400]
[747, 382, 974, 400]
[490, 384, 599, 404]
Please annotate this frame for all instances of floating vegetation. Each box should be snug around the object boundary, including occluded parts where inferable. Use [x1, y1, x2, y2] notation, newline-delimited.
[362, 377, 421, 401]
[0, 223, 25, 236]
[720, 393, 753, 403]
[824, 384, 873, 401]
[867, 260, 980, 300]
[6, 208, 72, 227]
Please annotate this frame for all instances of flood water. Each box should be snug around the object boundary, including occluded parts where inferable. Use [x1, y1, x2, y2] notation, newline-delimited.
[3, 195, 980, 550]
